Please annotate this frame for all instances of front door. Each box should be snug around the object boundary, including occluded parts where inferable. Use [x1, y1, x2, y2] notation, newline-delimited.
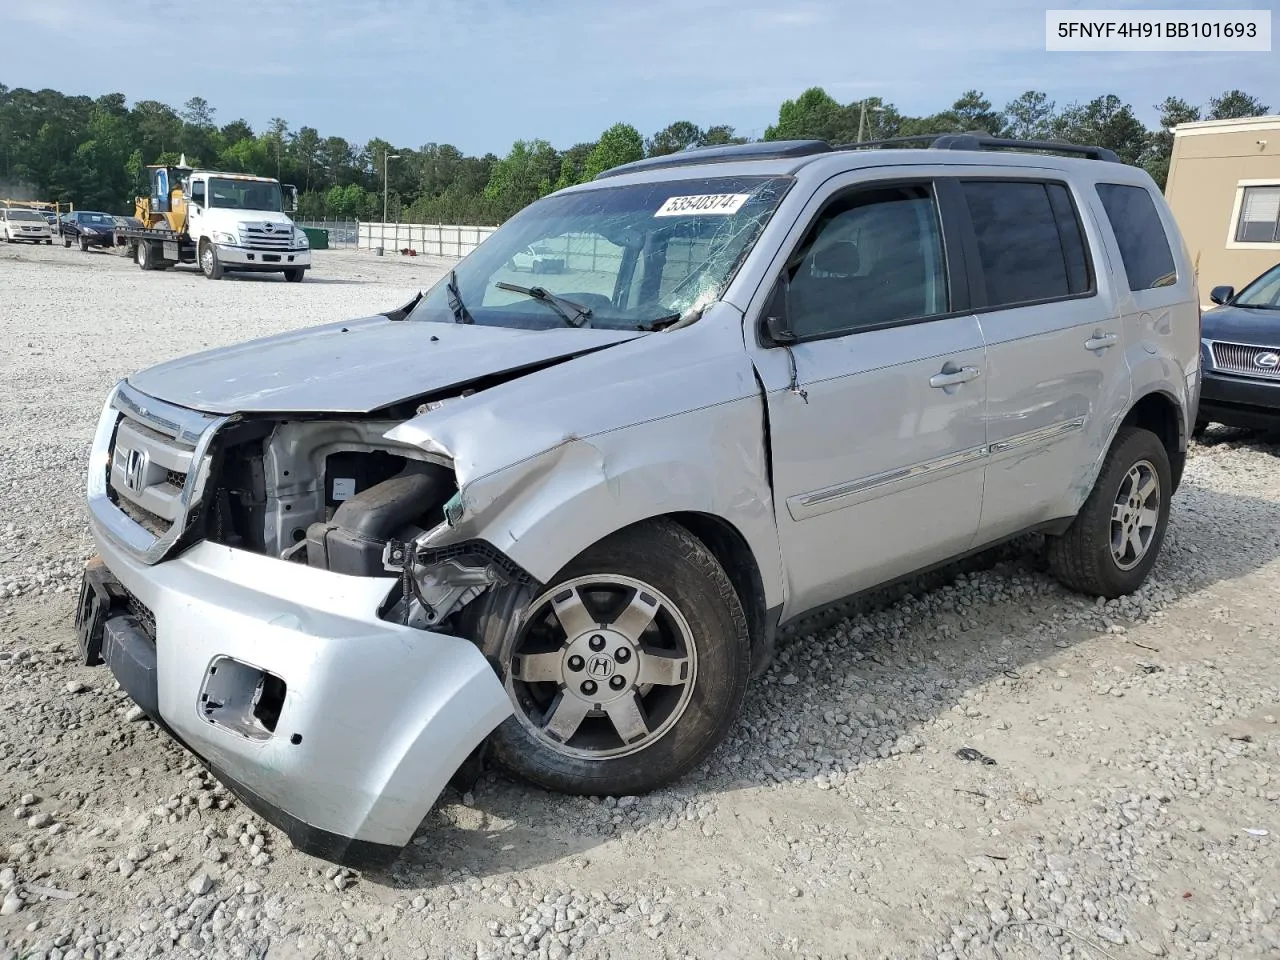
[186, 177, 206, 236]
[749, 178, 988, 618]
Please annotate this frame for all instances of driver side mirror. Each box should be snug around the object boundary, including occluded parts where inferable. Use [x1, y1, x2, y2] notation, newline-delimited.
[760, 276, 796, 345]
[284, 185, 299, 213]
[1208, 285, 1234, 305]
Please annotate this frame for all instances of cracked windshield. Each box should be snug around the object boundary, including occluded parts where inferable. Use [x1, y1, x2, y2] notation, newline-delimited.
[410, 176, 792, 330]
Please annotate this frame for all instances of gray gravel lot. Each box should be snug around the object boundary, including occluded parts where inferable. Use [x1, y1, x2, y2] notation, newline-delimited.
[1, 243, 1278, 960]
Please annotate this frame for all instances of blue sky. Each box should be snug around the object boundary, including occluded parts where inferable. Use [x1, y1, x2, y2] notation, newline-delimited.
[1, 0, 1275, 155]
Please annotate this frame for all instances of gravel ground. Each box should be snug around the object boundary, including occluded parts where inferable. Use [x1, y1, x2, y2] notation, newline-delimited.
[1, 242, 1278, 960]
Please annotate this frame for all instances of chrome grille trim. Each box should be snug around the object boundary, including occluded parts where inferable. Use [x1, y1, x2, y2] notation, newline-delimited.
[1209, 340, 1280, 381]
[236, 223, 299, 252]
[87, 380, 229, 565]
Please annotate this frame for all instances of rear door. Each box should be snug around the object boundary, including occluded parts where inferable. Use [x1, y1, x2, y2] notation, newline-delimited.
[745, 174, 988, 618]
[953, 174, 1130, 543]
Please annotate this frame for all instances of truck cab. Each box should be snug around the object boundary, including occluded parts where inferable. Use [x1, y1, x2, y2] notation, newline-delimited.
[186, 171, 310, 282]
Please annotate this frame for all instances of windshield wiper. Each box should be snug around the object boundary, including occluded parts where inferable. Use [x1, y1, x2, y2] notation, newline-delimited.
[494, 282, 591, 328]
[446, 270, 475, 324]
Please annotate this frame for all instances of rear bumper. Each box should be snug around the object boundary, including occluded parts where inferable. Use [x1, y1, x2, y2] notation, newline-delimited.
[87, 523, 512, 864]
[1199, 370, 1280, 430]
[215, 244, 310, 270]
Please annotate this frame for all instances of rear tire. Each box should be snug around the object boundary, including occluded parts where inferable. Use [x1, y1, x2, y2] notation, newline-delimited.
[284, 267, 305, 283]
[136, 239, 157, 271]
[472, 520, 751, 796]
[1047, 426, 1172, 598]
[199, 240, 223, 280]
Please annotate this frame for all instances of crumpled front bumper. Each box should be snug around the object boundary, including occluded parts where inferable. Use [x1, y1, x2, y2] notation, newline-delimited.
[88, 521, 512, 866]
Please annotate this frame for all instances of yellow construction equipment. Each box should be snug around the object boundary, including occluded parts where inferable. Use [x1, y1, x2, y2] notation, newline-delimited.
[134, 155, 192, 233]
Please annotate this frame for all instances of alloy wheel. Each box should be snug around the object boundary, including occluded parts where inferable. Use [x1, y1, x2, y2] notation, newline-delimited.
[1110, 459, 1160, 570]
[507, 574, 698, 761]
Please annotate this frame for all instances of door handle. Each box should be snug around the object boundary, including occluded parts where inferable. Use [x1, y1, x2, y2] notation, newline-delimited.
[929, 365, 982, 388]
[1085, 333, 1118, 350]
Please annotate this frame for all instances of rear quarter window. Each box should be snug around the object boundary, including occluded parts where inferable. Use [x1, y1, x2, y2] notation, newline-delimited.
[1095, 183, 1177, 291]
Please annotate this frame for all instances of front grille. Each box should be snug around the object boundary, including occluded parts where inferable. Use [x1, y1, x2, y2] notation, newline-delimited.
[237, 224, 297, 252]
[1210, 341, 1280, 381]
[108, 416, 196, 532]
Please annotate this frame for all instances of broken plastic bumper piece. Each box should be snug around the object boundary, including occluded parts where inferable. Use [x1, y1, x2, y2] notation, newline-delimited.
[82, 526, 513, 866]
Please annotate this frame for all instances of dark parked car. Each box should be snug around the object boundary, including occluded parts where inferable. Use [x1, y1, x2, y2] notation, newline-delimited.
[1198, 262, 1280, 434]
[61, 211, 120, 251]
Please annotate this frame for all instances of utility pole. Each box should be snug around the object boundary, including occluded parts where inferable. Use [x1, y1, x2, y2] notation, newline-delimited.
[381, 149, 401, 255]
[857, 100, 884, 143]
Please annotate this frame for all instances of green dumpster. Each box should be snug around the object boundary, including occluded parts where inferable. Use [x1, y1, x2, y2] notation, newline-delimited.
[300, 226, 329, 250]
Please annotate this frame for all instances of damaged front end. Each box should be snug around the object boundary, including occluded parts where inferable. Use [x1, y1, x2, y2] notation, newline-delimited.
[82, 381, 521, 867]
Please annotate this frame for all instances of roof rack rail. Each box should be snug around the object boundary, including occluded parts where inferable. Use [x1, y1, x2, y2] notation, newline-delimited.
[837, 131, 1121, 163]
[594, 139, 833, 179]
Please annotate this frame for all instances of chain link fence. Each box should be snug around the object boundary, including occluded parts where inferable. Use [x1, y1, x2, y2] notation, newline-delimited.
[294, 219, 360, 249]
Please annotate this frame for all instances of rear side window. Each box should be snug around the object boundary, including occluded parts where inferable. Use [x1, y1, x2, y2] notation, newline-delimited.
[961, 180, 1092, 309]
[1095, 183, 1177, 290]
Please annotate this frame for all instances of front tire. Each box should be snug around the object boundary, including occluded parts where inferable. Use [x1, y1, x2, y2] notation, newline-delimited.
[474, 520, 751, 796]
[63, 236, 72, 248]
[199, 240, 223, 280]
[78, 236, 89, 252]
[1048, 426, 1172, 598]
[284, 267, 305, 283]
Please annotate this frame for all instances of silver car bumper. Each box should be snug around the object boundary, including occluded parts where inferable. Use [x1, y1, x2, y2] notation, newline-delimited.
[88, 520, 511, 864]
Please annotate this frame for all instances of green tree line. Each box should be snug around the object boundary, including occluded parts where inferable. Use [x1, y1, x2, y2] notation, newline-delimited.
[0, 83, 1268, 225]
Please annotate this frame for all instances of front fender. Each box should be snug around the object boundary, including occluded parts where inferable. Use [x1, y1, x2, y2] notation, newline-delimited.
[445, 396, 784, 609]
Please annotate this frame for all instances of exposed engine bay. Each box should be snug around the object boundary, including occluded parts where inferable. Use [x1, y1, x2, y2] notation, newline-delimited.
[203, 414, 523, 634]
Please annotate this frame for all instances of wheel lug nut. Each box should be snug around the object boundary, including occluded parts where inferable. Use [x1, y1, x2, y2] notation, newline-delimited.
[581, 680, 597, 696]
[588, 634, 606, 651]
[567, 655, 585, 671]
[615, 647, 631, 664]
[609, 675, 626, 690]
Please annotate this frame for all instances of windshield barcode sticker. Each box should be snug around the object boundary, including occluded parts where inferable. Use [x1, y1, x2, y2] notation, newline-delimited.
[655, 194, 751, 217]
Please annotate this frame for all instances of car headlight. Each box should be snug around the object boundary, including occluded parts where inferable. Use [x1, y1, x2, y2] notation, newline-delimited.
[81, 228, 97, 235]
[295, 230, 309, 248]
[212, 231, 237, 245]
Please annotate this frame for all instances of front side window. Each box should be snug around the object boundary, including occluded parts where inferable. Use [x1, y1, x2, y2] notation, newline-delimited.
[1234, 185, 1280, 243]
[409, 175, 792, 331]
[963, 180, 1092, 308]
[784, 184, 948, 339]
[1096, 183, 1177, 291]
[190, 181, 206, 206]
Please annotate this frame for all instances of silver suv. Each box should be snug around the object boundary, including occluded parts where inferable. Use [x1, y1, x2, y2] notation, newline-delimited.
[77, 134, 1201, 865]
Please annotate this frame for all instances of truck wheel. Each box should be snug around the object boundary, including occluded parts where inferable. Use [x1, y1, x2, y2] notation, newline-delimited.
[45, 238, 53, 245]
[199, 240, 223, 280]
[284, 268, 305, 283]
[136, 239, 158, 271]
[1047, 426, 1172, 599]
[471, 520, 751, 796]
